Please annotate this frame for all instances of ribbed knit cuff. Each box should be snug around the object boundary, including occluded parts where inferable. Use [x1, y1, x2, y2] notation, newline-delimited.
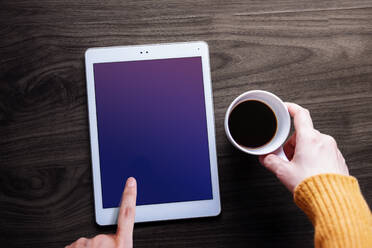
[294, 174, 372, 248]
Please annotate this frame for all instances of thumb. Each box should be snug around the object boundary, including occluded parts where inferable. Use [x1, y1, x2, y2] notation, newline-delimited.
[259, 154, 290, 176]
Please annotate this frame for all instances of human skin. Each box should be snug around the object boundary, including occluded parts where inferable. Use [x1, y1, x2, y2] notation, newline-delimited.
[66, 177, 137, 248]
[66, 102, 350, 247]
[259, 102, 349, 192]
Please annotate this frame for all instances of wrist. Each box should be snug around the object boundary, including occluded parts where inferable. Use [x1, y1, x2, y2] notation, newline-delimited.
[293, 173, 372, 246]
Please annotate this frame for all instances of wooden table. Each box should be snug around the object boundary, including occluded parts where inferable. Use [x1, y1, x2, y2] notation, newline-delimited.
[1, 1, 371, 247]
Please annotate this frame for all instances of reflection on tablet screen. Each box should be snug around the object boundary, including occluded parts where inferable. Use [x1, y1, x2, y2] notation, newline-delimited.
[93, 57, 213, 208]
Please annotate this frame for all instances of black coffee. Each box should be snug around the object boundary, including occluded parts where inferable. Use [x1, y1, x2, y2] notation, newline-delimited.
[228, 100, 277, 148]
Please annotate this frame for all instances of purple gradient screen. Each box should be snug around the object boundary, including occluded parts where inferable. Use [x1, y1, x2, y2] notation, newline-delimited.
[93, 57, 213, 208]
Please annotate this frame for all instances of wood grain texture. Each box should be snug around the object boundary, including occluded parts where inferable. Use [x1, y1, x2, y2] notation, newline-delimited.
[1, 1, 372, 247]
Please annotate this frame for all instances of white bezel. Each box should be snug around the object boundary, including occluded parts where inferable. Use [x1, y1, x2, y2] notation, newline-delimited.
[85, 41, 221, 225]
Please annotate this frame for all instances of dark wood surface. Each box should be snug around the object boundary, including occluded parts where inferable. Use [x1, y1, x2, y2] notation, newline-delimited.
[1, 1, 372, 247]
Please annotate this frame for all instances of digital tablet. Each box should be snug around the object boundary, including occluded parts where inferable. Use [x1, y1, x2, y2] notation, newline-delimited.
[85, 41, 221, 225]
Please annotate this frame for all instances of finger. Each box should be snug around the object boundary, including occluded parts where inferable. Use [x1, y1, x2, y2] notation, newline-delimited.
[69, 237, 88, 248]
[91, 234, 114, 247]
[285, 102, 314, 133]
[116, 177, 137, 248]
[259, 153, 290, 176]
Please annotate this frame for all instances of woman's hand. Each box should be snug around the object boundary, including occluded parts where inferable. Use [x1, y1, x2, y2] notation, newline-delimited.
[66, 177, 137, 248]
[259, 103, 349, 192]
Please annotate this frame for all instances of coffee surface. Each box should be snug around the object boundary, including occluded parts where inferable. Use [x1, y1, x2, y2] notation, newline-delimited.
[228, 100, 277, 148]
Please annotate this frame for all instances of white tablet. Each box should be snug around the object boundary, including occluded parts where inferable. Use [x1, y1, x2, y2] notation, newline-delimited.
[85, 41, 221, 225]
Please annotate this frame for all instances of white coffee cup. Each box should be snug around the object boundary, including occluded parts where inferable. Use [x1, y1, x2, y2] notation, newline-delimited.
[224, 90, 290, 161]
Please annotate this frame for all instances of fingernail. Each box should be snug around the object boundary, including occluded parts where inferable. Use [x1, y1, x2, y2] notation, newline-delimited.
[127, 177, 136, 187]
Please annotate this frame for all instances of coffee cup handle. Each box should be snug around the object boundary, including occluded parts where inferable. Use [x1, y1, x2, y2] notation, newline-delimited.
[273, 146, 289, 162]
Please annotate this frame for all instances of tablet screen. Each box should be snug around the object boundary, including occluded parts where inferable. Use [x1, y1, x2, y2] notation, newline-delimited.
[93, 57, 213, 208]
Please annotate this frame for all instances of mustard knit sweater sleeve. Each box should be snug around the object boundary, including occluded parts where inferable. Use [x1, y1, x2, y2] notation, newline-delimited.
[294, 174, 372, 248]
